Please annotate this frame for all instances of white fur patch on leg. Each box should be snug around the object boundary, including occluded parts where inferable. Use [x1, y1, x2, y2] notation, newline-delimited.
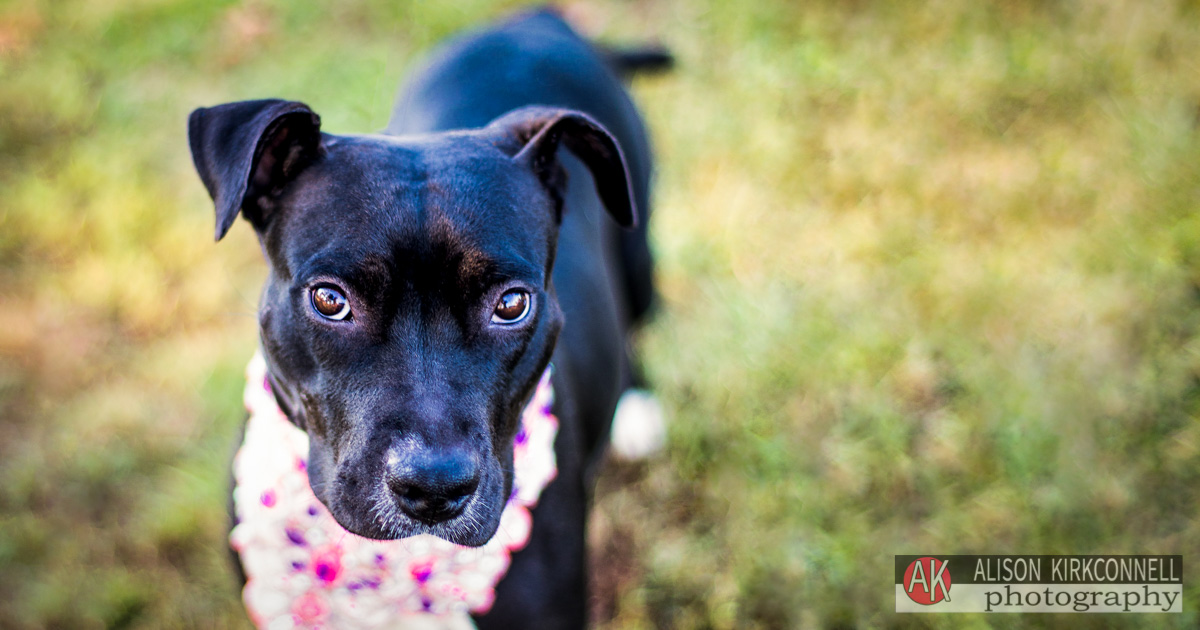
[610, 389, 666, 461]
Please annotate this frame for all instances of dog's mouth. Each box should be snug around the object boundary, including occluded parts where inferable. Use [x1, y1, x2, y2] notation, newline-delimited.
[313, 456, 508, 548]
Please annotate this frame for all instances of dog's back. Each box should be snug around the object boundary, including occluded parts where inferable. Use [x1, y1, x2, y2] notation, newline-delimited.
[387, 10, 653, 229]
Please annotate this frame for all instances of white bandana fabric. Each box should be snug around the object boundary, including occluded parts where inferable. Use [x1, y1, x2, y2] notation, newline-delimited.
[231, 353, 559, 630]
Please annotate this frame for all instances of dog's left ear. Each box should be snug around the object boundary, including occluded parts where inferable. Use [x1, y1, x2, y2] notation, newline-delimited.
[486, 106, 636, 229]
[188, 99, 322, 241]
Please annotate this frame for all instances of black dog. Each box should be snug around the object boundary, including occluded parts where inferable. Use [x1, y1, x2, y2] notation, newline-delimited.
[188, 9, 664, 628]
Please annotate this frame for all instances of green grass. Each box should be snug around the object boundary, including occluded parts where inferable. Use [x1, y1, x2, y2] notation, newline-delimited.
[3, 0, 1200, 627]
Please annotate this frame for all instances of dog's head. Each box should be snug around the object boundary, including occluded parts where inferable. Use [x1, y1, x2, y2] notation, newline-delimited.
[188, 99, 634, 546]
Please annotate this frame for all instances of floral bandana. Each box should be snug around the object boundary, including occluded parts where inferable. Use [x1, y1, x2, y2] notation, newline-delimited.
[231, 353, 559, 630]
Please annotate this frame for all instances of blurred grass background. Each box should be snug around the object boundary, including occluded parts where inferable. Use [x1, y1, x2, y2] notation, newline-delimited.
[2, 0, 1200, 628]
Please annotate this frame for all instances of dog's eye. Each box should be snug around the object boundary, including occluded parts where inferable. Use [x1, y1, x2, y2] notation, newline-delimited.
[311, 286, 351, 321]
[491, 290, 531, 324]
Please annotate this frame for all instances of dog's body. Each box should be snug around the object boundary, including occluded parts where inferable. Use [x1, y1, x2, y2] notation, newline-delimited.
[189, 10, 662, 628]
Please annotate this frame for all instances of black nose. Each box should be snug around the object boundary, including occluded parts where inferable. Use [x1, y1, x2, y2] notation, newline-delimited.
[386, 449, 480, 524]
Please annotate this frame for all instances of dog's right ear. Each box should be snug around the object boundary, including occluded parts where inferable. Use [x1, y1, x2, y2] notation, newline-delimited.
[188, 99, 322, 241]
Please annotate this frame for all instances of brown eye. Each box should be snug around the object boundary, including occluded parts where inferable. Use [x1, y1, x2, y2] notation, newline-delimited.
[311, 286, 351, 321]
[491, 290, 530, 324]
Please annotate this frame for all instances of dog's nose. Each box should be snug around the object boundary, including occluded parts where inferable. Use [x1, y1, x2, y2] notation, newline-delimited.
[385, 449, 480, 524]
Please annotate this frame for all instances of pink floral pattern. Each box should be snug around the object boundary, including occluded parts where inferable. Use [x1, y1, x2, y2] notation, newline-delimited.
[231, 353, 558, 630]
